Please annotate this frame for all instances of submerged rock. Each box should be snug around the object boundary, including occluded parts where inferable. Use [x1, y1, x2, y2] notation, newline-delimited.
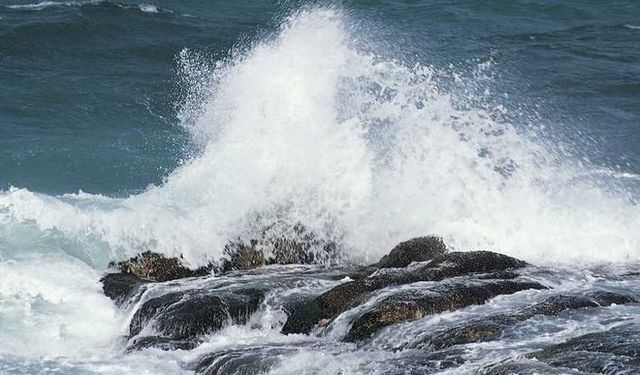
[345, 279, 544, 341]
[126, 336, 200, 352]
[482, 361, 584, 375]
[530, 324, 640, 374]
[422, 291, 639, 350]
[112, 251, 210, 282]
[191, 345, 293, 375]
[376, 236, 447, 268]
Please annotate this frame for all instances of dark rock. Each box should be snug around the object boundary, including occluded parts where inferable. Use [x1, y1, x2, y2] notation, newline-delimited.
[126, 336, 200, 351]
[519, 294, 600, 316]
[280, 295, 324, 335]
[191, 346, 293, 375]
[588, 290, 639, 305]
[316, 251, 530, 320]
[345, 279, 544, 341]
[423, 291, 639, 350]
[112, 251, 211, 282]
[376, 236, 447, 268]
[219, 240, 267, 273]
[428, 321, 507, 350]
[530, 324, 640, 373]
[219, 222, 338, 273]
[482, 361, 584, 375]
[100, 273, 149, 306]
[413, 251, 528, 280]
[370, 347, 467, 374]
[130, 288, 264, 340]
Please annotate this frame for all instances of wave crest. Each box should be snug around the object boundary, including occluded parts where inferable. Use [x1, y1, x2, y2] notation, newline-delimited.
[1, 7, 638, 267]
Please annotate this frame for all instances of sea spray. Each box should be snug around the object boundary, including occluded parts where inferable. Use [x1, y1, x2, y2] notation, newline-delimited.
[0, 7, 638, 269]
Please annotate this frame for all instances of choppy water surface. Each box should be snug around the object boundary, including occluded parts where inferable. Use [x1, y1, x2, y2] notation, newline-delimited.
[0, 1, 639, 374]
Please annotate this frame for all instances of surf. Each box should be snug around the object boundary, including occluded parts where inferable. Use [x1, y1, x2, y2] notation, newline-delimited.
[0, 7, 638, 270]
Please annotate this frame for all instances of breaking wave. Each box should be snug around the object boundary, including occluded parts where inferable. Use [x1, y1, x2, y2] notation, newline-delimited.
[0, 7, 638, 268]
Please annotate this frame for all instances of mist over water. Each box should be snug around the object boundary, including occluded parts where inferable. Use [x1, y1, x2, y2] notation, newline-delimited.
[1, 7, 638, 268]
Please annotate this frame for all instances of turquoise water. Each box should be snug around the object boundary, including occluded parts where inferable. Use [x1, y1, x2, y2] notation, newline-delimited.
[0, 1, 639, 373]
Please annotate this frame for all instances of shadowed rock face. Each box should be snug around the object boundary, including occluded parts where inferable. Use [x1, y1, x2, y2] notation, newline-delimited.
[529, 324, 640, 374]
[130, 288, 264, 340]
[345, 279, 545, 342]
[376, 236, 447, 268]
[101, 272, 149, 306]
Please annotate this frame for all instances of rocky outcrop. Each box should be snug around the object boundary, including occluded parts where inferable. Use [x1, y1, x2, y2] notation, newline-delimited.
[529, 324, 640, 374]
[376, 236, 447, 268]
[98, 233, 640, 374]
[129, 288, 264, 340]
[101, 272, 149, 306]
[281, 249, 539, 337]
[111, 251, 211, 282]
[315, 251, 531, 323]
[218, 223, 338, 273]
[191, 345, 294, 375]
[126, 336, 200, 352]
[344, 278, 545, 341]
[422, 291, 639, 350]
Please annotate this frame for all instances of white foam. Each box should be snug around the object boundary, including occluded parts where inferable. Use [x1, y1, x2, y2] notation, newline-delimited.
[0, 253, 122, 358]
[0, 7, 639, 268]
[6, 0, 101, 10]
[138, 3, 159, 13]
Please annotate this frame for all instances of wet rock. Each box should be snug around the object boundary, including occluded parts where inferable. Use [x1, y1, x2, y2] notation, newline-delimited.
[219, 240, 267, 273]
[428, 320, 508, 349]
[530, 324, 640, 374]
[317, 251, 530, 320]
[100, 272, 149, 306]
[588, 290, 639, 305]
[191, 345, 294, 375]
[218, 223, 338, 272]
[280, 295, 324, 335]
[423, 291, 639, 350]
[129, 288, 264, 340]
[126, 336, 200, 352]
[372, 348, 467, 374]
[112, 251, 210, 282]
[376, 236, 447, 268]
[412, 251, 528, 280]
[345, 279, 544, 341]
[482, 360, 584, 375]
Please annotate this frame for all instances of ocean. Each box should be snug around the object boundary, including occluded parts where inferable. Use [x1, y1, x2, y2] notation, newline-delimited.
[0, 1, 639, 374]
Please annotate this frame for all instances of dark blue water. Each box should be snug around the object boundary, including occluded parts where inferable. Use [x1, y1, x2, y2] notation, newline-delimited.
[1, 0, 638, 195]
